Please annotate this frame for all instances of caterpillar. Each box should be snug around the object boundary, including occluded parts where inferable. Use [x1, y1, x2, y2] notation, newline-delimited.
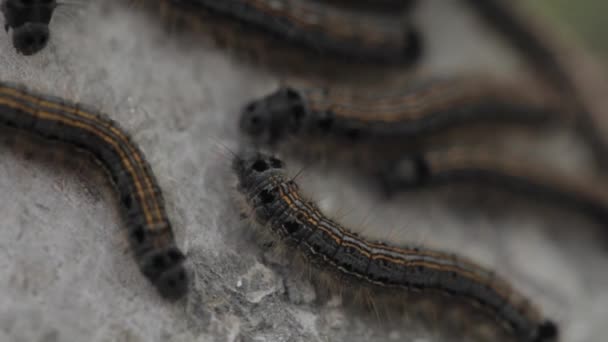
[313, 0, 417, 13]
[377, 146, 608, 225]
[239, 77, 564, 149]
[0, 80, 188, 300]
[462, 0, 584, 96]
[463, 0, 608, 168]
[1, 0, 57, 55]
[232, 150, 558, 342]
[151, 0, 422, 65]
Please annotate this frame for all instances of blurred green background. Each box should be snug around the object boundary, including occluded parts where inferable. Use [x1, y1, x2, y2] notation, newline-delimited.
[533, 0, 607, 60]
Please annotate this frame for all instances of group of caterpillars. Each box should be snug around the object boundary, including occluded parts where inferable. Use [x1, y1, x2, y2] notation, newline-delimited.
[2, 0, 608, 341]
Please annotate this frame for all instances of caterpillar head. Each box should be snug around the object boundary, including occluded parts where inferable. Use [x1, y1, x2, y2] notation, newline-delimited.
[239, 87, 307, 146]
[2, 0, 56, 55]
[139, 246, 188, 300]
[232, 150, 285, 189]
[532, 320, 558, 342]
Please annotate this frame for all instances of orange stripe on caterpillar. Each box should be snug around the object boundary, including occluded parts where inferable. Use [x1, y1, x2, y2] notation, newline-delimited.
[233, 150, 558, 342]
[377, 146, 608, 225]
[0, 81, 188, 300]
[463, 0, 608, 169]
[239, 77, 564, 147]
[154, 0, 423, 64]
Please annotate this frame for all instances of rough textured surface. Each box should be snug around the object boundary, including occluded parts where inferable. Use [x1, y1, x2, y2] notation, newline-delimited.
[0, 1, 607, 341]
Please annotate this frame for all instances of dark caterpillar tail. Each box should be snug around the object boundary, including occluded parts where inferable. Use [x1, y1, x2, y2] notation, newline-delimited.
[533, 320, 559, 342]
[402, 24, 423, 66]
[139, 246, 189, 300]
[1, 0, 56, 55]
[12, 23, 49, 56]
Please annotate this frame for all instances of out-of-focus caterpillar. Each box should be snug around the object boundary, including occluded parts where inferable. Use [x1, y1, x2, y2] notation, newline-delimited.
[463, 0, 608, 169]
[313, 0, 418, 13]
[150, 0, 423, 65]
[239, 77, 565, 150]
[377, 146, 608, 225]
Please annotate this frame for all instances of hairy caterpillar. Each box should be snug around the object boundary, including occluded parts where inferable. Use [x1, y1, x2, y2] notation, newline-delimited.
[0, 80, 188, 300]
[233, 150, 558, 342]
